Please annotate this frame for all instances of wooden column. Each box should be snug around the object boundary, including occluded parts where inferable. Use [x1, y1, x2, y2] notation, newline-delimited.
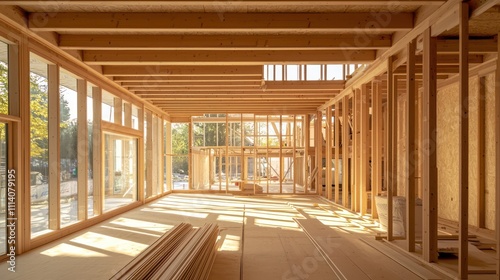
[422, 27, 438, 263]
[316, 111, 323, 195]
[458, 2, 469, 278]
[225, 114, 229, 193]
[342, 96, 350, 207]
[478, 76, 486, 228]
[137, 106, 144, 201]
[360, 84, 369, 215]
[145, 111, 153, 196]
[386, 56, 395, 241]
[371, 80, 383, 219]
[48, 64, 60, 230]
[305, 114, 310, 194]
[279, 115, 283, 193]
[188, 121, 193, 190]
[123, 102, 132, 128]
[334, 102, 341, 204]
[406, 39, 417, 252]
[77, 79, 87, 221]
[353, 89, 360, 212]
[326, 106, 333, 200]
[92, 87, 102, 215]
[495, 31, 500, 278]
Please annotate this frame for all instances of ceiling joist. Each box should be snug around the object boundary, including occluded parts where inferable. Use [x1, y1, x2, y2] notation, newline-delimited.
[84, 50, 376, 65]
[102, 65, 263, 76]
[28, 12, 414, 33]
[59, 34, 392, 50]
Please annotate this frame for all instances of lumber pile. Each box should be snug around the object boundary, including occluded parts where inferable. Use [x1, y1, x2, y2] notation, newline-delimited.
[111, 223, 219, 280]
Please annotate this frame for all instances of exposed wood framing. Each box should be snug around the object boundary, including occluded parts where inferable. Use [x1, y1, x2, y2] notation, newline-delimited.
[77, 79, 88, 221]
[334, 102, 341, 204]
[496, 31, 500, 278]
[386, 56, 395, 241]
[353, 90, 360, 212]
[92, 86, 102, 215]
[371, 80, 382, 219]
[29, 12, 414, 32]
[316, 111, 323, 195]
[406, 39, 417, 253]
[326, 106, 333, 200]
[458, 2, 469, 278]
[360, 84, 369, 216]
[422, 27, 438, 263]
[114, 97, 122, 126]
[145, 110, 153, 198]
[48, 64, 60, 230]
[478, 76, 486, 228]
[342, 96, 350, 208]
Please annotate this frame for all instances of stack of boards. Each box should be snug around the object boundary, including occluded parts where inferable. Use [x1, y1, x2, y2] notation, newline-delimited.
[111, 223, 219, 280]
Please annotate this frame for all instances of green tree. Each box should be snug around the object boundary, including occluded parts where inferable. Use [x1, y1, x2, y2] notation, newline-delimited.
[0, 63, 8, 115]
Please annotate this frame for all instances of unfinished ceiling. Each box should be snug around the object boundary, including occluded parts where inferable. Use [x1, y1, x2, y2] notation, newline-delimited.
[2, 0, 499, 117]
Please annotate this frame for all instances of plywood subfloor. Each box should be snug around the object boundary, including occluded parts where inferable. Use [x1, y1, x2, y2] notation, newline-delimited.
[1, 194, 448, 279]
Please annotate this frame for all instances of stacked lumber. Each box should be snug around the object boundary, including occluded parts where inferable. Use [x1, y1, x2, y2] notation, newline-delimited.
[111, 223, 219, 280]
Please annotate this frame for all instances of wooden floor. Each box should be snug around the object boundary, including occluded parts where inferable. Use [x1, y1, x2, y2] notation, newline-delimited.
[0, 194, 471, 279]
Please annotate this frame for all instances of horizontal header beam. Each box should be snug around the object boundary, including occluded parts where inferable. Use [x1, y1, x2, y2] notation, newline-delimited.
[29, 12, 413, 32]
[59, 34, 392, 50]
[84, 50, 376, 65]
[102, 65, 263, 76]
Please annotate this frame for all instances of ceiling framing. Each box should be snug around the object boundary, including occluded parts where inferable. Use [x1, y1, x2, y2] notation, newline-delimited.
[1, 0, 499, 117]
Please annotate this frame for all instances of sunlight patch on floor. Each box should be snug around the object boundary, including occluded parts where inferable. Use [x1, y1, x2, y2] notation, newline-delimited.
[70, 232, 148, 256]
[41, 242, 109, 258]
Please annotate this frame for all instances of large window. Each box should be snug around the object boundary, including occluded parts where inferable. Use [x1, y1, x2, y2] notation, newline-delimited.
[30, 53, 49, 236]
[87, 83, 95, 217]
[104, 133, 138, 212]
[172, 123, 189, 190]
[59, 68, 79, 226]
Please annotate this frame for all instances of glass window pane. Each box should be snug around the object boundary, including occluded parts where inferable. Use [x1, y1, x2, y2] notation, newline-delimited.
[104, 133, 137, 212]
[286, 65, 299, 81]
[0, 41, 8, 115]
[306, 65, 321, 80]
[131, 105, 139, 130]
[59, 68, 79, 226]
[326, 64, 343, 80]
[30, 53, 49, 236]
[101, 90, 114, 122]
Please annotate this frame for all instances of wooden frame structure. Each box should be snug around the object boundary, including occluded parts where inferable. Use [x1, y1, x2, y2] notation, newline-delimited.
[0, 1, 499, 279]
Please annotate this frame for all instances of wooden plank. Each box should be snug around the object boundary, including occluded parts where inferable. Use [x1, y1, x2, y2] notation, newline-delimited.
[495, 31, 500, 279]
[478, 76, 486, 228]
[334, 102, 341, 204]
[458, 2, 470, 279]
[360, 84, 369, 215]
[123, 102, 132, 128]
[422, 27, 438, 263]
[59, 34, 392, 50]
[29, 12, 414, 32]
[77, 79, 88, 221]
[353, 90, 360, 212]
[316, 111, 323, 195]
[48, 64, 60, 230]
[305, 114, 310, 194]
[342, 96, 350, 208]
[145, 110, 153, 198]
[387, 56, 395, 241]
[92, 87, 102, 215]
[406, 39, 417, 252]
[326, 106, 333, 200]
[83, 50, 376, 65]
[102, 65, 263, 77]
[371, 80, 382, 219]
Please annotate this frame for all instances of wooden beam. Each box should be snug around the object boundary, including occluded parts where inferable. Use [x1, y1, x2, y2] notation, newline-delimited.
[342, 96, 350, 208]
[29, 12, 414, 32]
[326, 106, 333, 200]
[360, 83, 369, 216]
[458, 2, 469, 279]
[83, 50, 376, 65]
[371, 80, 382, 219]
[495, 31, 500, 279]
[386, 56, 395, 241]
[406, 39, 417, 253]
[121, 81, 262, 87]
[145, 110, 153, 198]
[138, 92, 337, 98]
[48, 64, 60, 230]
[334, 102, 341, 204]
[478, 76, 486, 228]
[113, 75, 262, 82]
[316, 111, 323, 195]
[102, 65, 263, 76]
[59, 34, 392, 50]
[4, 0, 447, 6]
[92, 87, 102, 215]
[77, 79, 87, 221]
[422, 27, 438, 263]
